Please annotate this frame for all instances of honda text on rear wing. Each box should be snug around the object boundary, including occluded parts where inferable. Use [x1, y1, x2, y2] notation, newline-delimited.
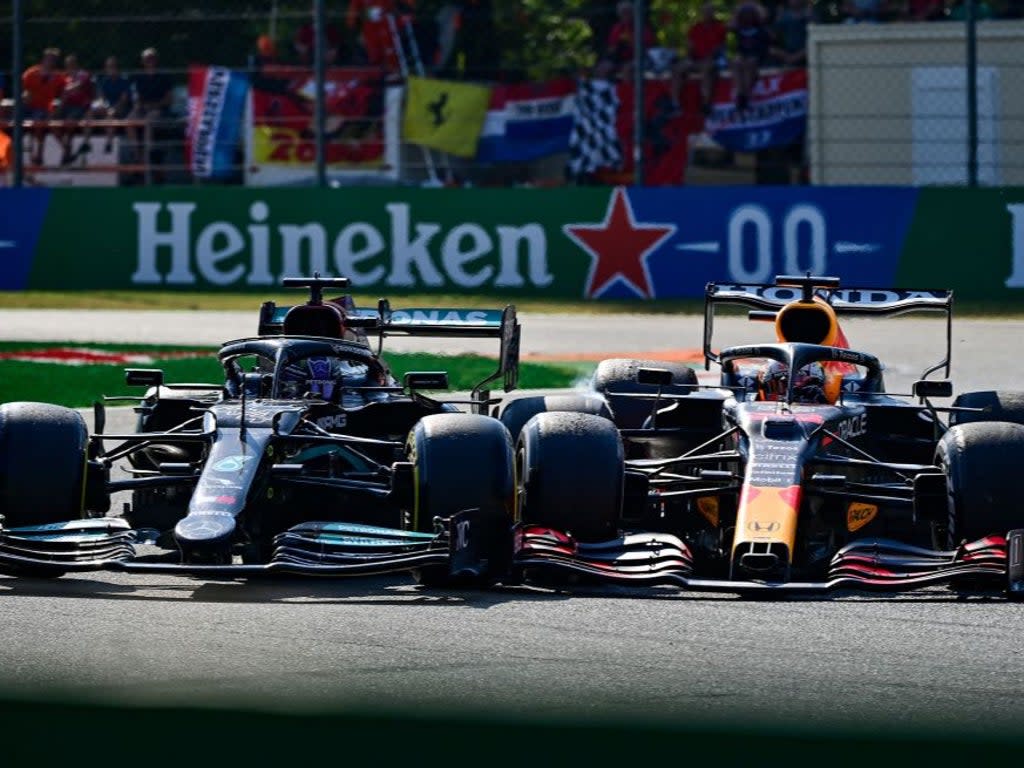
[703, 275, 954, 381]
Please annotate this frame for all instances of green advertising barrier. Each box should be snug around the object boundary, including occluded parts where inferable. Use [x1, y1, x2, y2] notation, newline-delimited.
[897, 188, 1024, 300]
[28, 187, 605, 297]
[8, 186, 1024, 300]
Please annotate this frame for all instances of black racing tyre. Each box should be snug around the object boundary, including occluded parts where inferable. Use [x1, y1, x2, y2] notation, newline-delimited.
[592, 358, 698, 429]
[498, 393, 612, 442]
[936, 422, 1024, 547]
[950, 390, 1024, 427]
[517, 412, 623, 542]
[407, 413, 515, 585]
[0, 402, 88, 528]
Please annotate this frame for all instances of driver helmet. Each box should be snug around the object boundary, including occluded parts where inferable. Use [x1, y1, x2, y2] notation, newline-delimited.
[757, 360, 832, 404]
[279, 355, 373, 402]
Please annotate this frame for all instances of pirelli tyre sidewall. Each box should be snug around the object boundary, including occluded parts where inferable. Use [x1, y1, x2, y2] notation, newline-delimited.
[517, 411, 624, 543]
[937, 421, 1024, 547]
[950, 390, 1024, 427]
[592, 358, 698, 430]
[497, 392, 613, 442]
[0, 402, 89, 528]
[407, 413, 515, 585]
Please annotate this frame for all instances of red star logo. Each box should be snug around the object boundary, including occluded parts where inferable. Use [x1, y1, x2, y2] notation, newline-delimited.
[563, 187, 676, 299]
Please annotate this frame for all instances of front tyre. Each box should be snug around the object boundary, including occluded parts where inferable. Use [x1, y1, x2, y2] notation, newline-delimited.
[0, 402, 89, 529]
[407, 413, 514, 586]
[517, 412, 624, 543]
[937, 422, 1024, 547]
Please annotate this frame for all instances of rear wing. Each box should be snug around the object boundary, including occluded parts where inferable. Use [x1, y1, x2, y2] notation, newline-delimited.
[258, 300, 521, 394]
[703, 277, 954, 379]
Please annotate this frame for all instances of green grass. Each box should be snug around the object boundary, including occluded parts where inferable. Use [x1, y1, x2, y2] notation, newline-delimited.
[0, 343, 582, 409]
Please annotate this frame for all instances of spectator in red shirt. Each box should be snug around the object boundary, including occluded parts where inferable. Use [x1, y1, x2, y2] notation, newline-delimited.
[54, 54, 95, 165]
[346, 1, 419, 73]
[687, 3, 728, 115]
[606, 1, 656, 75]
[294, 12, 343, 66]
[21, 47, 65, 165]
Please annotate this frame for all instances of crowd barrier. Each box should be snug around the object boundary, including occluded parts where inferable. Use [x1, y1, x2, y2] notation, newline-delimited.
[1, 186, 1022, 301]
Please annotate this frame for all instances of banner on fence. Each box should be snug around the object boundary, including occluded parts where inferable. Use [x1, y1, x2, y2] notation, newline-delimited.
[704, 68, 808, 153]
[403, 77, 491, 158]
[476, 79, 576, 163]
[245, 66, 401, 186]
[186, 67, 249, 180]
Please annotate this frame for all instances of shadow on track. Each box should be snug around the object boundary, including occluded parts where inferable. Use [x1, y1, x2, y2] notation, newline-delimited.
[0, 573, 574, 608]
[0, 573, 1011, 606]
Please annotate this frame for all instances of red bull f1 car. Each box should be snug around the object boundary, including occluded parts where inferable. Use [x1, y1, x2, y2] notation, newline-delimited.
[509, 275, 1024, 598]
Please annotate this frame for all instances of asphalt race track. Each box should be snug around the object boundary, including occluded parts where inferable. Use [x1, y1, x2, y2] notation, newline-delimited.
[3, 310, 1024, 739]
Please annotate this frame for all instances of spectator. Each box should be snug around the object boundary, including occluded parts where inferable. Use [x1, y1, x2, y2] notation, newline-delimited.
[129, 47, 174, 168]
[21, 47, 65, 166]
[53, 54, 95, 165]
[770, 0, 812, 68]
[606, 1, 656, 75]
[345, 1, 425, 73]
[253, 34, 279, 68]
[685, 2, 728, 115]
[730, 1, 771, 111]
[82, 56, 133, 156]
[295, 10, 343, 66]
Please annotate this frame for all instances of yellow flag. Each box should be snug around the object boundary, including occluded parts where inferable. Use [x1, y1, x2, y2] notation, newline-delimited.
[403, 77, 491, 158]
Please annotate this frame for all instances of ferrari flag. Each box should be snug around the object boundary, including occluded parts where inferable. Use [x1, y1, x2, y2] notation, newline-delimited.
[186, 66, 249, 179]
[403, 76, 491, 158]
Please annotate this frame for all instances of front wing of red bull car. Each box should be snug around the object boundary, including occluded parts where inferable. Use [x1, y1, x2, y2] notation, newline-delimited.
[0, 276, 521, 585]
[512, 275, 1024, 598]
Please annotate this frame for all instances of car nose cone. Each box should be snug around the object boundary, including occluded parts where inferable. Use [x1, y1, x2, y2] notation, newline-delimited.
[174, 513, 237, 549]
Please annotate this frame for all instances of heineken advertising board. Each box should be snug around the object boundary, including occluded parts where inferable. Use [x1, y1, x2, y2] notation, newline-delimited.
[1, 186, 1023, 300]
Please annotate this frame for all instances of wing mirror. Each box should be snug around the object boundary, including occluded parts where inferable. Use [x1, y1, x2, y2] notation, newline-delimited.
[125, 368, 164, 387]
[405, 372, 449, 391]
[912, 380, 953, 399]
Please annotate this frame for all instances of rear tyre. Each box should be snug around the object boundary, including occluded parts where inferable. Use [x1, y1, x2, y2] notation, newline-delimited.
[498, 393, 612, 442]
[936, 422, 1024, 547]
[592, 358, 698, 429]
[407, 413, 514, 586]
[517, 412, 623, 542]
[950, 390, 1024, 427]
[0, 401, 88, 574]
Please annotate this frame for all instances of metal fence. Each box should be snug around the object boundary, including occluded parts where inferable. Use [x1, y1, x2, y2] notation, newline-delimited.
[1, 0, 1020, 188]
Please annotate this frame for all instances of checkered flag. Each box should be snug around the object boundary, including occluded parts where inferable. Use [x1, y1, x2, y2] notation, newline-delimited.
[567, 79, 622, 181]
